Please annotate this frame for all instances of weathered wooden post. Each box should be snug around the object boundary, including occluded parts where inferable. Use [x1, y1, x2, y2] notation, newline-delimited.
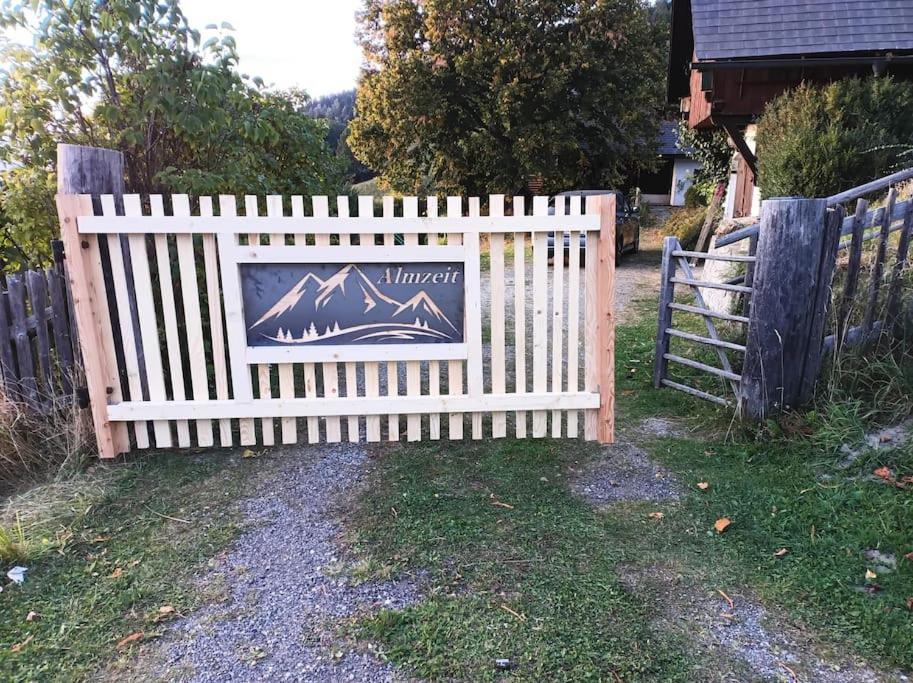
[56, 143, 129, 457]
[653, 236, 676, 388]
[740, 198, 840, 419]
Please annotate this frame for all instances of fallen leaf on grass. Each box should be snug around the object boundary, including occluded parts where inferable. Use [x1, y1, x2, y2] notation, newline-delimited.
[714, 517, 731, 534]
[25, 611, 39, 622]
[874, 466, 893, 480]
[158, 605, 175, 615]
[648, 512, 665, 520]
[116, 631, 144, 649]
[697, 482, 709, 490]
[865, 569, 877, 581]
[774, 548, 789, 558]
[906, 597, 913, 611]
[10, 634, 33, 653]
[109, 567, 123, 579]
[241, 448, 259, 459]
[905, 552, 913, 562]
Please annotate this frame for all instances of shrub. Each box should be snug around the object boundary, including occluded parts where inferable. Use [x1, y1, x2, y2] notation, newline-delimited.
[661, 206, 706, 249]
[756, 77, 913, 199]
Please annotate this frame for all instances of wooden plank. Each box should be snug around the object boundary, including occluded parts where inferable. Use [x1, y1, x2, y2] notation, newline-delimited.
[653, 237, 677, 388]
[668, 302, 749, 324]
[666, 328, 746, 352]
[664, 353, 741, 381]
[531, 196, 548, 438]
[447, 196, 465, 440]
[466, 197, 484, 440]
[359, 195, 382, 442]
[201, 197, 233, 446]
[427, 196, 441, 440]
[246, 195, 274, 446]
[56, 194, 123, 458]
[584, 213, 599, 440]
[47, 265, 75, 395]
[403, 196, 423, 442]
[489, 195, 507, 438]
[102, 196, 148, 449]
[886, 200, 913, 332]
[660, 379, 732, 407]
[335, 195, 361, 442]
[150, 195, 190, 447]
[382, 196, 400, 441]
[837, 199, 869, 344]
[863, 189, 895, 332]
[25, 270, 52, 398]
[550, 196, 566, 437]
[174, 195, 213, 447]
[246, 345, 468, 365]
[109, 391, 601, 421]
[229, 243, 467, 264]
[566, 195, 581, 437]
[7, 275, 37, 406]
[588, 194, 616, 443]
[513, 196, 527, 438]
[78, 213, 600, 235]
[311, 195, 341, 444]
[269, 194, 299, 445]
[125, 195, 172, 448]
[669, 277, 753, 294]
[289, 196, 320, 444]
[0, 288, 16, 396]
[672, 250, 756, 262]
[218, 195, 256, 445]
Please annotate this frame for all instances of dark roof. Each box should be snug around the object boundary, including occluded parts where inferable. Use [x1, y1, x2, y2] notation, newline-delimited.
[657, 121, 692, 156]
[691, 0, 913, 61]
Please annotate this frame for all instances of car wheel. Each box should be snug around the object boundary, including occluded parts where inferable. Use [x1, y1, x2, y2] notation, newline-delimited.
[615, 236, 624, 266]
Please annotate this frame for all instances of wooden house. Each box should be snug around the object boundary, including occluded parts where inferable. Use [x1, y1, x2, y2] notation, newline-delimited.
[668, 0, 913, 217]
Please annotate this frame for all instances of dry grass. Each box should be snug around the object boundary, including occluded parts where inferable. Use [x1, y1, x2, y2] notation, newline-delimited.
[0, 389, 94, 493]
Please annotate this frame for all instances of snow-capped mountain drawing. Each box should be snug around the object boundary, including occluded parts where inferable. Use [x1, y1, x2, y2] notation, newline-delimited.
[247, 264, 461, 345]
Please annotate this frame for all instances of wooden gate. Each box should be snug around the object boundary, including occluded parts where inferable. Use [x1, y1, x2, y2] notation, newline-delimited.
[56, 193, 616, 458]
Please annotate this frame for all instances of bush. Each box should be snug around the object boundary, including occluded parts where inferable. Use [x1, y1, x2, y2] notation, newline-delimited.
[756, 77, 913, 199]
[661, 206, 706, 249]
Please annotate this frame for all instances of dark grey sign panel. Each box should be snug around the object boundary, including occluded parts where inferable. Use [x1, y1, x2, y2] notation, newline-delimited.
[241, 263, 465, 346]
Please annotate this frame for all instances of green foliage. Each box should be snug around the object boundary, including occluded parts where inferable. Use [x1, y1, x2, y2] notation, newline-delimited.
[661, 206, 706, 250]
[0, 0, 344, 270]
[675, 119, 730, 204]
[349, 0, 667, 196]
[0, 167, 57, 268]
[304, 89, 374, 183]
[756, 77, 913, 199]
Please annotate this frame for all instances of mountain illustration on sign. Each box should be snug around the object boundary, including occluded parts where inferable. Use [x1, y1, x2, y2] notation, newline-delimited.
[249, 264, 460, 344]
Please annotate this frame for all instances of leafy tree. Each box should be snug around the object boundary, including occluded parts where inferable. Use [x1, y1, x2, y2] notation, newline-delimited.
[675, 119, 731, 205]
[0, 0, 344, 269]
[348, 0, 666, 196]
[304, 90, 374, 183]
[757, 78, 913, 199]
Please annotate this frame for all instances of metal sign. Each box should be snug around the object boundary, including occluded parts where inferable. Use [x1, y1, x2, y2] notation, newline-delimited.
[241, 262, 465, 346]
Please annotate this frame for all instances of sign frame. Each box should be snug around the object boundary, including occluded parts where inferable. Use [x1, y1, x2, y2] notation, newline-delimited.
[219, 242, 474, 365]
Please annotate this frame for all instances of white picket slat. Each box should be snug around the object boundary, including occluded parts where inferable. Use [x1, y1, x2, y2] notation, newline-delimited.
[489, 195, 506, 438]
[246, 195, 274, 446]
[358, 195, 382, 443]
[566, 195, 582, 438]
[513, 196, 527, 438]
[446, 196, 464, 440]
[551, 195, 565, 438]
[531, 196, 549, 438]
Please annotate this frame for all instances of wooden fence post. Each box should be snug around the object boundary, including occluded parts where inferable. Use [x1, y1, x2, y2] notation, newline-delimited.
[653, 236, 676, 388]
[740, 198, 839, 419]
[587, 194, 616, 443]
[56, 143, 129, 457]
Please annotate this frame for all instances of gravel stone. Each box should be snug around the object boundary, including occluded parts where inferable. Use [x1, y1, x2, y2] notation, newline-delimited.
[151, 443, 418, 682]
[569, 438, 680, 504]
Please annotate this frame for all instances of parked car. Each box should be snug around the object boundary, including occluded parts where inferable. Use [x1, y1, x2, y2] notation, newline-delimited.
[546, 190, 640, 265]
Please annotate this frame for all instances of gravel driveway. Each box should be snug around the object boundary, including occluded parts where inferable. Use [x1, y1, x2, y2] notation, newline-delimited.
[137, 445, 417, 682]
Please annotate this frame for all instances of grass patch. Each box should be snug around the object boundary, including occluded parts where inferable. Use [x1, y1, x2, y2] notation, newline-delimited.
[0, 451, 259, 681]
[348, 293, 913, 678]
[350, 438, 695, 681]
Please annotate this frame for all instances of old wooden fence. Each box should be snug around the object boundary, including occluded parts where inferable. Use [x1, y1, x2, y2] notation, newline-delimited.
[0, 242, 82, 408]
[57, 190, 617, 458]
[654, 166, 913, 418]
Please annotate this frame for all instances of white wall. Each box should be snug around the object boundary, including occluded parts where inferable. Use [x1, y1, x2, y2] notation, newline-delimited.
[722, 124, 760, 218]
[670, 159, 702, 206]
